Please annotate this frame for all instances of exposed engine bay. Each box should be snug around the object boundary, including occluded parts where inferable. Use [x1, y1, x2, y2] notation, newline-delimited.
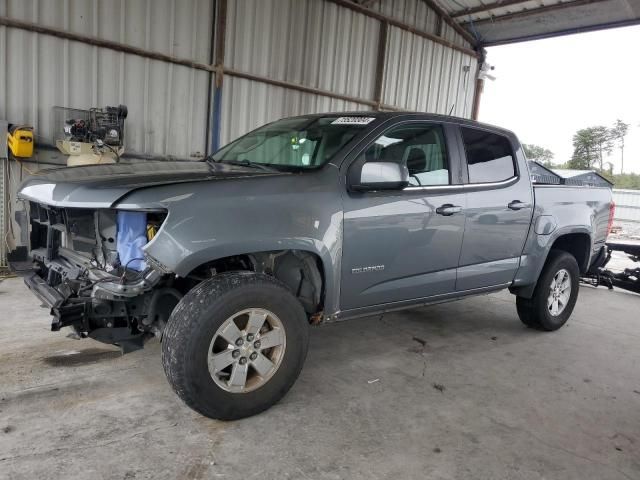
[23, 200, 324, 353]
[24, 201, 178, 352]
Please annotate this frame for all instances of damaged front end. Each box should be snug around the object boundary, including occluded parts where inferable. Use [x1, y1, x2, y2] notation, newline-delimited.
[23, 202, 181, 353]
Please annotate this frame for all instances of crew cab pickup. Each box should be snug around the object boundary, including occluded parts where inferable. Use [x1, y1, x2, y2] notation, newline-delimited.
[18, 113, 614, 420]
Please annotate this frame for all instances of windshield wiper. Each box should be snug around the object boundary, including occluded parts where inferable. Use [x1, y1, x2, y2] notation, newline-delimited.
[206, 157, 276, 172]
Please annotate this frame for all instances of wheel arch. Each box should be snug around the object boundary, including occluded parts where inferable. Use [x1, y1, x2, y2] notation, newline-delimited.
[548, 232, 591, 274]
[512, 227, 592, 299]
[177, 244, 332, 317]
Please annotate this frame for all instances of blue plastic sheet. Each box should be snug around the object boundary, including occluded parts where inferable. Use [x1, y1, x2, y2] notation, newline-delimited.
[116, 211, 147, 271]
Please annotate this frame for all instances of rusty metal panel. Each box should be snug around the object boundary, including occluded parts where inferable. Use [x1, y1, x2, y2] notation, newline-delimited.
[225, 0, 380, 103]
[0, 0, 213, 158]
[219, 76, 372, 147]
[383, 26, 477, 117]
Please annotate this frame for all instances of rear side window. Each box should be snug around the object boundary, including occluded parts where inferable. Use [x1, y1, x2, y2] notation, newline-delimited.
[461, 127, 515, 183]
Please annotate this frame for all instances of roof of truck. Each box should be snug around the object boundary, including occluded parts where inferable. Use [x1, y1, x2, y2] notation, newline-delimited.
[295, 111, 517, 138]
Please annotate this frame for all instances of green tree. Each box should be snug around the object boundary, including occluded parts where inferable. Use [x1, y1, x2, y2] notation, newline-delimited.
[612, 173, 640, 190]
[569, 126, 612, 170]
[569, 128, 598, 169]
[522, 144, 554, 167]
[592, 126, 613, 171]
[610, 119, 630, 174]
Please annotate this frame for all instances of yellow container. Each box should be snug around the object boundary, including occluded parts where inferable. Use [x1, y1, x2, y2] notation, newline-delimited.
[8, 126, 34, 158]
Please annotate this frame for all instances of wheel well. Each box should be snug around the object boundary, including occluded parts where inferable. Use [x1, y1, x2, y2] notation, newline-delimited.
[550, 233, 591, 273]
[183, 250, 325, 316]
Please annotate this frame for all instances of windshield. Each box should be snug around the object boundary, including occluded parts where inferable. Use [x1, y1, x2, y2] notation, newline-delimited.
[211, 116, 376, 169]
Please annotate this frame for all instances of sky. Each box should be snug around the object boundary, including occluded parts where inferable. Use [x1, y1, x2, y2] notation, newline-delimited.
[479, 25, 640, 174]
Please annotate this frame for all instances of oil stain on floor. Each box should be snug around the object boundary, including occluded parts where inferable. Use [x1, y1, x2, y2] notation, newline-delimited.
[42, 348, 122, 367]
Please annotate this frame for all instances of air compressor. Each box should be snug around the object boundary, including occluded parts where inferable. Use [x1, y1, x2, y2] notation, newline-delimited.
[53, 104, 128, 166]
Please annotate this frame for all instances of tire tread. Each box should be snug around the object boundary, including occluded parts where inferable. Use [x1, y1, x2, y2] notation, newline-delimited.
[161, 272, 308, 420]
[516, 250, 580, 332]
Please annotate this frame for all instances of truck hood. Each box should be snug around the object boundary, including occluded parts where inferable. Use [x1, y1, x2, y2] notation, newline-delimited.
[18, 161, 283, 208]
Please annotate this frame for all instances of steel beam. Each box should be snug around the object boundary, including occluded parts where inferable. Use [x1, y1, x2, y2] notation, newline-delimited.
[327, 0, 480, 57]
[210, 0, 227, 152]
[419, 0, 478, 46]
[373, 21, 389, 109]
[222, 67, 380, 108]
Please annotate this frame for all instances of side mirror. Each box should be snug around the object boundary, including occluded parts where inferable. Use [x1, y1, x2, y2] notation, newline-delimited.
[351, 162, 409, 191]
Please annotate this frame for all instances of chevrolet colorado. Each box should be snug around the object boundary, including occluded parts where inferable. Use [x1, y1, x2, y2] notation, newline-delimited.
[18, 112, 614, 419]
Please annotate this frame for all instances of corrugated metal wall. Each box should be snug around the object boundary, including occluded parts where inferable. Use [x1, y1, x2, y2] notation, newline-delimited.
[0, 0, 478, 154]
[220, 77, 372, 147]
[0, 0, 213, 158]
[221, 0, 379, 145]
[613, 189, 640, 223]
[221, 0, 478, 144]
[383, 26, 476, 116]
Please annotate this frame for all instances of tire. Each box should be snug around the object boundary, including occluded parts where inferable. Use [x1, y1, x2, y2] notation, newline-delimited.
[161, 272, 309, 420]
[516, 250, 580, 331]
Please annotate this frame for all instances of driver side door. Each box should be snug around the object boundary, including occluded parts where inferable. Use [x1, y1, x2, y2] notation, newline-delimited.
[340, 121, 467, 311]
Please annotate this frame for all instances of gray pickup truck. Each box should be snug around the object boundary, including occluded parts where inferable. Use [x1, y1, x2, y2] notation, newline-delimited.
[18, 112, 614, 420]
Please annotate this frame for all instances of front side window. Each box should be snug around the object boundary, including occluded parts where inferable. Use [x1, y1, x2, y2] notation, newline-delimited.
[461, 127, 516, 183]
[357, 124, 450, 186]
[212, 116, 373, 169]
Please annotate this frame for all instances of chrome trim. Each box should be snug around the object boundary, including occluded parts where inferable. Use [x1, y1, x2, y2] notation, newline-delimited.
[404, 184, 465, 192]
[462, 176, 519, 190]
[402, 176, 520, 193]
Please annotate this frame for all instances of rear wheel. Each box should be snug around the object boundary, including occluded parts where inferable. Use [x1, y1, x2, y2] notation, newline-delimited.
[162, 272, 309, 420]
[516, 250, 580, 331]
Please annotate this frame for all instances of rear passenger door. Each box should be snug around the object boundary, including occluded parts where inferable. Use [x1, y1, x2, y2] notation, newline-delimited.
[456, 126, 534, 291]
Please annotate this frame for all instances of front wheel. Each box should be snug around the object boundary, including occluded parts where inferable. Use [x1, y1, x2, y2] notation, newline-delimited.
[162, 272, 309, 420]
[516, 250, 580, 331]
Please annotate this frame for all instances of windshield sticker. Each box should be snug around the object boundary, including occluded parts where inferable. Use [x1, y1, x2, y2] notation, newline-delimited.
[331, 117, 376, 125]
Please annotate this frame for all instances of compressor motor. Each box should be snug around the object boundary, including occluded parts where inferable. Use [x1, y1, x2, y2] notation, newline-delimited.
[62, 104, 128, 146]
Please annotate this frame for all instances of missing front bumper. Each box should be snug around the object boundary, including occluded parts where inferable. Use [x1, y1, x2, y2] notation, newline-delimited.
[24, 273, 86, 331]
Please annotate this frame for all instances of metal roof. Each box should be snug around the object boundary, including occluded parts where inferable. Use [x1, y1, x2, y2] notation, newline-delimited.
[357, 0, 640, 46]
[443, 0, 640, 45]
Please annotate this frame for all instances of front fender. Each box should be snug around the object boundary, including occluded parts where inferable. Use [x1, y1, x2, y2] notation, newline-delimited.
[131, 167, 344, 315]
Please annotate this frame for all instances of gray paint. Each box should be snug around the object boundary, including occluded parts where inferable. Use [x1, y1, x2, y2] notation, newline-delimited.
[511, 184, 611, 296]
[19, 112, 612, 319]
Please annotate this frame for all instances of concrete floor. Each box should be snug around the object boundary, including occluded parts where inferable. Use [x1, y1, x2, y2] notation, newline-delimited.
[1, 276, 639, 480]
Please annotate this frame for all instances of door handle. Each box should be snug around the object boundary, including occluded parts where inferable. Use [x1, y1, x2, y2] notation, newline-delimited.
[436, 204, 462, 216]
[508, 200, 531, 211]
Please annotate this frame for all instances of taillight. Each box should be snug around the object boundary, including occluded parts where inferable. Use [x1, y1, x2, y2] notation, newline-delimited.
[607, 200, 616, 237]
